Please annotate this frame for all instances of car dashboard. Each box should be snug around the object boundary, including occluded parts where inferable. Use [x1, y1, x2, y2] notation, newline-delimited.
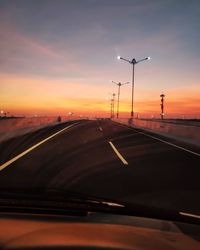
[0, 211, 199, 250]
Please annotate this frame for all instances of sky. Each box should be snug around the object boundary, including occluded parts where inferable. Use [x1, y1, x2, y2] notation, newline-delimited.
[0, 0, 200, 118]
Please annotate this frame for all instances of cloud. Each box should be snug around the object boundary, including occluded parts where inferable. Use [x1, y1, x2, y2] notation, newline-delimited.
[0, 72, 199, 118]
[0, 1, 199, 118]
[0, 22, 113, 79]
[0, 23, 61, 59]
[0, 73, 109, 106]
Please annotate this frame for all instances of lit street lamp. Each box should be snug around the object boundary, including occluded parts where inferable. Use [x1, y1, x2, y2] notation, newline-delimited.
[117, 55, 150, 118]
[112, 81, 129, 118]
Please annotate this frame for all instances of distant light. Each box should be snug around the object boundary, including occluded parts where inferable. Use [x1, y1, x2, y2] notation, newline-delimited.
[0, 110, 4, 114]
[117, 55, 121, 60]
[147, 56, 151, 60]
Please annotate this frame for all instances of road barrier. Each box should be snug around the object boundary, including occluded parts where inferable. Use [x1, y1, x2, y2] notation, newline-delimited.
[113, 118, 200, 146]
[0, 116, 83, 143]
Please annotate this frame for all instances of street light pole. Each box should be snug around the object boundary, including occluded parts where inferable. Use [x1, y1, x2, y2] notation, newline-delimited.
[118, 56, 150, 119]
[112, 93, 115, 118]
[110, 98, 113, 118]
[160, 93, 165, 120]
[117, 84, 120, 118]
[131, 63, 135, 118]
[112, 81, 129, 118]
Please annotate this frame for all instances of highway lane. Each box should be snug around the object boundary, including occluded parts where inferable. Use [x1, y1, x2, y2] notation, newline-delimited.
[0, 119, 200, 215]
[0, 120, 82, 165]
[0, 119, 123, 188]
[108, 123, 200, 213]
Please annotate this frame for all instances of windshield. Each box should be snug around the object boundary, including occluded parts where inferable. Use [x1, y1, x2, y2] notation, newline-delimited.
[0, 0, 200, 223]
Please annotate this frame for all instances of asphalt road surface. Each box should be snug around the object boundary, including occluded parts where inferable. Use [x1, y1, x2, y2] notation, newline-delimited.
[0, 119, 200, 215]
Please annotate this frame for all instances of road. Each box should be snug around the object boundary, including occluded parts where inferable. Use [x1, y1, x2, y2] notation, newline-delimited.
[0, 119, 200, 215]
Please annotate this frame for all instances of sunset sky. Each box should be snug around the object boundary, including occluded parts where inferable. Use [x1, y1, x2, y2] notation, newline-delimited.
[0, 0, 200, 118]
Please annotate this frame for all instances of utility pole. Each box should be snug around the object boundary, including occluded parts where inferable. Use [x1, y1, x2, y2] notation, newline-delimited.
[112, 93, 116, 118]
[110, 98, 113, 118]
[160, 93, 165, 120]
[110, 93, 115, 118]
[112, 81, 129, 118]
[118, 56, 150, 118]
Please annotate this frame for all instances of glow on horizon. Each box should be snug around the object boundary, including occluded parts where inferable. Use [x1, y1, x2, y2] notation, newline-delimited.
[0, 1, 200, 118]
[1, 73, 199, 118]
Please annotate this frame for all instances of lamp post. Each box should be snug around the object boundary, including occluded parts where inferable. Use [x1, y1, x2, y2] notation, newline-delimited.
[111, 93, 116, 118]
[160, 93, 165, 120]
[117, 56, 150, 118]
[109, 95, 114, 118]
[107, 93, 115, 118]
[110, 98, 113, 118]
[112, 81, 129, 118]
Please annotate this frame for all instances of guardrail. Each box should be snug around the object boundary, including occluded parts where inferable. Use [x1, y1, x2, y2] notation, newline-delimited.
[0, 116, 83, 143]
[112, 118, 200, 146]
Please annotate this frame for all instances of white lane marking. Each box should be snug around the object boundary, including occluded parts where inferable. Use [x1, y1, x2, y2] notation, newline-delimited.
[99, 127, 103, 132]
[179, 211, 200, 219]
[0, 123, 78, 171]
[108, 141, 128, 166]
[135, 130, 200, 157]
[115, 123, 200, 157]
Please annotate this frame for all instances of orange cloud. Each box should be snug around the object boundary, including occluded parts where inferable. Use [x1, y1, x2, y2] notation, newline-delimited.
[1, 20, 199, 119]
[0, 74, 110, 116]
[1, 73, 199, 118]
